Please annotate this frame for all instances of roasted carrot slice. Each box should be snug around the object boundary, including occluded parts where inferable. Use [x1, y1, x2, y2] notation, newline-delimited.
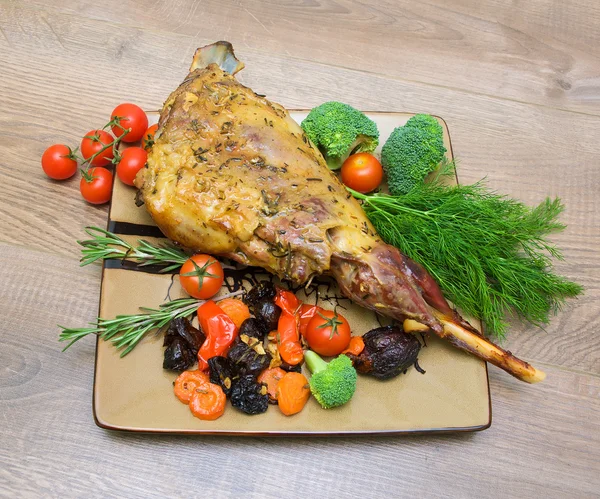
[342, 336, 365, 356]
[276, 372, 310, 416]
[258, 367, 287, 403]
[173, 370, 209, 404]
[217, 298, 251, 329]
[189, 382, 226, 421]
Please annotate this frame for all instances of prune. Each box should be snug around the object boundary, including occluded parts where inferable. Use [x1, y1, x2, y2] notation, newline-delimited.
[227, 340, 272, 378]
[163, 317, 205, 351]
[163, 338, 196, 371]
[163, 317, 206, 372]
[350, 325, 421, 380]
[254, 300, 281, 333]
[280, 361, 303, 373]
[239, 318, 267, 341]
[208, 356, 235, 397]
[230, 375, 269, 415]
[244, 281, 277, 308]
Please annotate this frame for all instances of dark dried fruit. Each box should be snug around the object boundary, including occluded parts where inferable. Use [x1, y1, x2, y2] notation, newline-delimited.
[227, 339, 272, 378]
[239, 317, 267, 341]
[280, 361, 303, 373]
[244, 281, 277, 308]
[230, 375, 269, 415]
[163, 338, 196, 372]
[208, 356, 235, 397]
[254, 300, 281, 333]
[163, 317, 206, 372]
[350, 325, 421, 379]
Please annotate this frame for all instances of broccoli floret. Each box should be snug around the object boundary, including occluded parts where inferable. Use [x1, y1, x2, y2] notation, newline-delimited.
[301, 102, 379, 170]
[404, 113, 444, 136]
[381, 114, 446, 196]
[304, 350, 357, 409]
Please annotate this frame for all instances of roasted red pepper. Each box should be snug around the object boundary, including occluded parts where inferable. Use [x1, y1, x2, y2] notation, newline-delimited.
[298, 303, 326, 337]
[197, 300, 238, 371]
[274, 290, 304, 366]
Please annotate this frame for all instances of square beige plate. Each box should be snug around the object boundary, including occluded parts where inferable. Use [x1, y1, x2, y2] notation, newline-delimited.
[95, 111, 491, 435]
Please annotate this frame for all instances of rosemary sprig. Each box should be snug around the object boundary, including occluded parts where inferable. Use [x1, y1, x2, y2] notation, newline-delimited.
[350, 166, 582, 339]
[58, 291, 243, 356]
[78, 226, 190, 272]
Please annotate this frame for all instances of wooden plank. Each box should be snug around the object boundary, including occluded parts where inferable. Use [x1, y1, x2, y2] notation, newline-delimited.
[0, 247, 598, 498]
[10, 0, 600, 115]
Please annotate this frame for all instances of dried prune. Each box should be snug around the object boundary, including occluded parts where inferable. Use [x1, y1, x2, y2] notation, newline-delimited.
[227, 339, 272, 378]
[208, 356, 235, 397]
[163, 338, 196, 371]
[244, 281, 277, 308]
[254, 300, 281, 333]
[351, 325, 421, 380]
[163, 317, 206, 372]
[230, 375, 269, 415]
[239, 317, 266, 341]
[280, 361, 303, 373]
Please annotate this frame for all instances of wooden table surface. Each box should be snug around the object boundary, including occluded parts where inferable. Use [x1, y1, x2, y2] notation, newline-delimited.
[1, 1, 599, 497]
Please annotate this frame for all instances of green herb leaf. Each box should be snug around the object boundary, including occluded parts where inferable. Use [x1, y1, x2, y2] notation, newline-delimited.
[350, 168, 582, 339]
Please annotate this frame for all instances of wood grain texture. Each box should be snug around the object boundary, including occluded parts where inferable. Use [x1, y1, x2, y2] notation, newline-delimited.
[0, 0, 599, 497]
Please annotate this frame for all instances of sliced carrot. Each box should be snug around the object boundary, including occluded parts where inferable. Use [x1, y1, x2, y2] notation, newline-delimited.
[342, 336, 365, 356]
[276, 372, 310, 416]
[173, 370, 209, 404]
[189, 382, 226, 421]
[217, 298, 251, 329]
[258, 367, 287, 403]
[278, 340, 304, 366]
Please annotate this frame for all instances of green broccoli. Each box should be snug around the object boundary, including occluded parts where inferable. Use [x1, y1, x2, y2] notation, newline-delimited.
[404, 113, 444, 136]
[301, 102, 379, 170]
[304, 350, 357, 409]
[381, 114, 446, 196]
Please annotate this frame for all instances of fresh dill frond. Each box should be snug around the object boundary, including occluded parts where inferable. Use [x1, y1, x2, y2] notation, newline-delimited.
[350, 168, 582, 339]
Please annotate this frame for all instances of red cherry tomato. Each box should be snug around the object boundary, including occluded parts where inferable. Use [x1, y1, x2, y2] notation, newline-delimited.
[111, 103, 148, 143]
[179, 255, 224, 299]
[81, 130, 115, 167]
[41, 144, 78, 180]
[116, 147, 148, 186]
[304, 309, 351, 357]
[142, 123, 159, 150]
[341, 153, 383, 193]
[80, 167, 113, 205]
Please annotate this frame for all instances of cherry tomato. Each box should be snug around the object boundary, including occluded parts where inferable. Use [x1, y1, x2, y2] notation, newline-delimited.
[341, 153, 383, 193]
[80, 130, 115, 167]
[80, 167, 113, 205]
[111, 103, 148, 143]
[305, 309, 351, 357]
[179, 255, 224, 299]
[143, 123, 159, 150]
[41, 144, 78, 180]
[116, 147, 148, 186]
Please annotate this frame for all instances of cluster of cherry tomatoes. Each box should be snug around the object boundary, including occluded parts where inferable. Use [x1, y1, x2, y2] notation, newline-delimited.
[41, 103, 158, 204]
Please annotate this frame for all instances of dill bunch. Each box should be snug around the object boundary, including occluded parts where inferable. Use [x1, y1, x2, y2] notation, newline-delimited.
[351, 170, 582, 339]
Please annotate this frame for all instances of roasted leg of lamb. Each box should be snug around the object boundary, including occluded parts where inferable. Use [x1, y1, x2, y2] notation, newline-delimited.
[135, 42, 545, 383]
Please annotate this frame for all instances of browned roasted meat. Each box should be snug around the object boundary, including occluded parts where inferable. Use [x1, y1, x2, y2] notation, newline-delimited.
[135, 42, 545, 383]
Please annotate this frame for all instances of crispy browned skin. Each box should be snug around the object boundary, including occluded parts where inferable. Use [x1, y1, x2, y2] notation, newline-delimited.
[135, 43, 545, 383]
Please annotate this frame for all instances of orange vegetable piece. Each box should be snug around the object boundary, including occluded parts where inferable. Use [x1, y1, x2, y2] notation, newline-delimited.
[276, 372, 310, 416]
[342, 336, 365, 356]
[258, 367, 286, 402]
[173, 370, 209, 404]
[274, 290, 304, 365]
[217, 298, 251, 329]
[189, 382, 226, 421]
